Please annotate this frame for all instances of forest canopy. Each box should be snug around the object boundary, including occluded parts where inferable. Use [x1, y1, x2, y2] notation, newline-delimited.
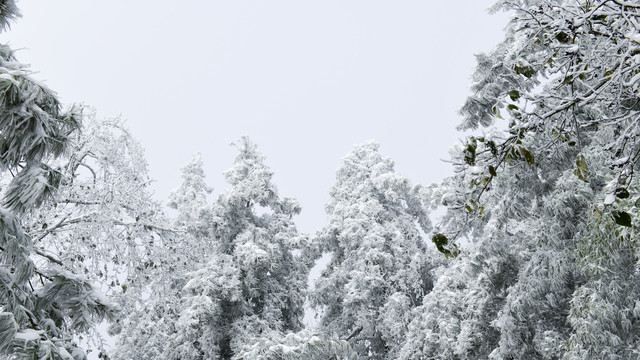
[1, 0, 640, 359]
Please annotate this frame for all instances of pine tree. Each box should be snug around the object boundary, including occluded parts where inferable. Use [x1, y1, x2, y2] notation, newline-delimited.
[167, 152, 213, 237]
[165, 137, 309, 359]
[235, 329, 358, 359]
[310, 142, 437, 359]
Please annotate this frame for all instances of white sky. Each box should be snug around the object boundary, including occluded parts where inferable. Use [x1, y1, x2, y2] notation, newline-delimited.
[5, 1, 510, 234]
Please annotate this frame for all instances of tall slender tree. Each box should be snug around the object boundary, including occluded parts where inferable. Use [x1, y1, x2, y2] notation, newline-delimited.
[111, 152, 215, 359]
[165, 137, 310, 359]
[310, 142, 438, 359]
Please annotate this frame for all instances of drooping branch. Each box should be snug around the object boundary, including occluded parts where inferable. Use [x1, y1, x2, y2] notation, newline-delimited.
[345, 326, 363, 342]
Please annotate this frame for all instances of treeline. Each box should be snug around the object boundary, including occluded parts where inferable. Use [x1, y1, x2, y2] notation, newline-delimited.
[2, 0, 640, 359]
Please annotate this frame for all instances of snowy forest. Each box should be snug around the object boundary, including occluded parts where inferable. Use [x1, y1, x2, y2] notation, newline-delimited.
[2, 0, 640, 359]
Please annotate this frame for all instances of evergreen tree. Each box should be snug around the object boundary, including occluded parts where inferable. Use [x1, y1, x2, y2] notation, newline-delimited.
[167, 152, 213, 237]
[165, 137, 309, 359]
[236, 329, 358, 359]
[310, 142, 438, 359]
[0, 3, 115, 358]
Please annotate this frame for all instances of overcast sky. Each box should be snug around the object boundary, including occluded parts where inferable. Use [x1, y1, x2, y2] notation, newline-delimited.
[5, 1, 510, 234]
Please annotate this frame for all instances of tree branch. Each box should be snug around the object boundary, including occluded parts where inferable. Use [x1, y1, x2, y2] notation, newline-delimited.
[345, 326, 363, 342]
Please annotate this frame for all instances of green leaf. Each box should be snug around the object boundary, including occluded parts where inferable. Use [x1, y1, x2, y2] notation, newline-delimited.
[432, 233, 448, 247]
[445, 244, 460, 259]
[492, 105, 503, 119]
[615, 188, 630, 199]
[506, 147, 521, 163]
[593, 14, 607, 22]
[574, 154, 589, 181]
[635, 198, 640, 208]
[475, 203, 490, 218]
[507, 104, 519, 111]
[562, 75, 574, 85]
[464, 143, 477, 166]
[488, 165, 497, 177]
[432, 233, 459, 258]
[487, 140, 498, 157]
[546, 57, 554, 68]
[519, 147, 535, 165]
[514, 65, 536, 78]
[556, 31, 571, 44]
[507, 90, 520, 101]
[612, 210, 632, 227]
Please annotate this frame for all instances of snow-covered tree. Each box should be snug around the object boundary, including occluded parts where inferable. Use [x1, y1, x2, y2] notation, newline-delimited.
[310, 142, 438, 359]
[19, 113, 170, 306]
[111, 153, 215, 360]
[402, 0, 640, 358]
[10, 112, 181, 359]
[164, 137, 310, 360]
[0, 3, 115, 358]
[236, 329, 358, 359]
[400, 151, 586, 358]
[167, 153, 213, 237]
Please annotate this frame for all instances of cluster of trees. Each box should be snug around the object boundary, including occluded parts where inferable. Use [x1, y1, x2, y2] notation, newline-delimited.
[2, 0, 640, 358]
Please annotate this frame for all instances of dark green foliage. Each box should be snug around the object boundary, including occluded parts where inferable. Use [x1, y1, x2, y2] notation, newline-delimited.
[611, 210, 632, 227]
